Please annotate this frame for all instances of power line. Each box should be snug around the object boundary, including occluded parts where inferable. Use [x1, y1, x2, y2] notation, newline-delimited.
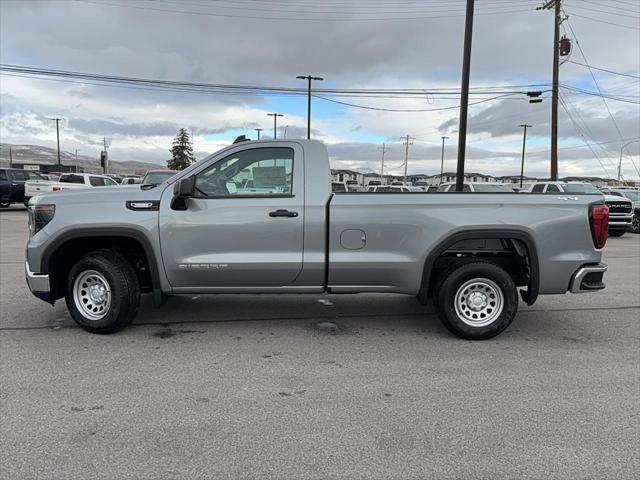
[564, 15, 633, 147]
[566, 60, 640, 79]
[563, 11, 640, 30]
[76, 0, 537, 22]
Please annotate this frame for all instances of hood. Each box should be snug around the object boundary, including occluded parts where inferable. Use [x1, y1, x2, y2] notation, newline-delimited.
[603, 194, 632, 204]
[31, 184, 165, 207]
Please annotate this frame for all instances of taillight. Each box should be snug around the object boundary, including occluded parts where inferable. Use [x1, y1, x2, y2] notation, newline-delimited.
[590, 204, 609, 249]
[52, 186, 61, 192]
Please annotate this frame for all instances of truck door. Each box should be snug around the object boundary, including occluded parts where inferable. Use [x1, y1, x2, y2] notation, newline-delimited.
[159, 144, 304, 288]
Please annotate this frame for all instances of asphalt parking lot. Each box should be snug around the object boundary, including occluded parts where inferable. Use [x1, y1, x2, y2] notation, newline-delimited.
[1, 207, 639, 479]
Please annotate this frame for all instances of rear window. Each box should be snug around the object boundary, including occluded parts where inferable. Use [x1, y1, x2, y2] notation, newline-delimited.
[7, 170, 44, 181]
[531, 184, 545, 193]
[60, 174, 85, 184]
[561, 184, 601, 194]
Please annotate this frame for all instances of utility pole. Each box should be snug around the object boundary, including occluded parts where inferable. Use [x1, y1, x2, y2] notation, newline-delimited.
[103, 137, 109, 174]
[50, 117, 62, 168]
[9, 146, 13, 168]
[378, 143, 389, 177]
[519, 124, 532, 188]
[539, 0, 561, 180]
[254, 128, 263, 140]
[440, 136, 449, 184]
[191, 128, 196, 160]
[455, 0, 474, 192]
[296, 75, 323, 139]
[400, 135, 415, 184]
[267, 113, 283, 139]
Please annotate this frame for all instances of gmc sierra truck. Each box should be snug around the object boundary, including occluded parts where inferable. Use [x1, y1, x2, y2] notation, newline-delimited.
[26, 139, 610, 340]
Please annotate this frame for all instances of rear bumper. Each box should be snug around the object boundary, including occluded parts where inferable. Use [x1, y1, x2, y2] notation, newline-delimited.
[25, 261, 51, 302]
[570, 263, 607, 293]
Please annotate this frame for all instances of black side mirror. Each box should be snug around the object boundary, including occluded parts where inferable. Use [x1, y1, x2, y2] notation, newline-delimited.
[171, 177, 194, 210]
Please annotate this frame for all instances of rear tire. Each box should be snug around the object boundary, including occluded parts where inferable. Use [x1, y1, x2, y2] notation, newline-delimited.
[609, 230, 626, 237]
[435, 261, 518, 340]
[65, 250, 140, 334]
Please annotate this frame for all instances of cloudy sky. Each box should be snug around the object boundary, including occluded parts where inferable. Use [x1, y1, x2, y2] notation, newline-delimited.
[1, 0, 638, 180]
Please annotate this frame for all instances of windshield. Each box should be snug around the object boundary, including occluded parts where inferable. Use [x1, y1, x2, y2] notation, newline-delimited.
[620, 191, 640, 201]
[473, 184, 514, 192]
[143, 172, 177, 185]
[561, 183, 601, 194]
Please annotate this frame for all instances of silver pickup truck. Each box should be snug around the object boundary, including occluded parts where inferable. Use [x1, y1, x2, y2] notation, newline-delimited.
[26, 139, 610, 340]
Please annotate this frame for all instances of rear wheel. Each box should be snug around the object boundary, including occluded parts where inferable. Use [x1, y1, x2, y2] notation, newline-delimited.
[609, 230, 626, 237]
[65, 250, 140, 334]
[435, 261, 518, 340]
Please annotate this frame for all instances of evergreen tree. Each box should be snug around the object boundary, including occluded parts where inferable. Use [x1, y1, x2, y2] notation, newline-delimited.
[168, 128, 195, 170]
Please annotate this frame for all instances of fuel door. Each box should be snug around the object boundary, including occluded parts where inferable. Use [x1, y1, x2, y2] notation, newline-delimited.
[340, 229, 366, 250]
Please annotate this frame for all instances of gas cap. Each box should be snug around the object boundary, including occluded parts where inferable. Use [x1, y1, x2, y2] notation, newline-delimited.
[340, 229, 366, 250]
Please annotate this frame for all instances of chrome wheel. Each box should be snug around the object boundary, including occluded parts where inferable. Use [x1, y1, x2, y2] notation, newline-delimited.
[454, 278, 504, 327]
[73, 270, 111, 320]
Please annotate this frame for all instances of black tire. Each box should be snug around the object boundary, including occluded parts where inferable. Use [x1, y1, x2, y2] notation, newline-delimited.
[435, 260, 518, 340]
[630, 214, 640, 234]
[65, 250, 140, 334]
[0, 200, 9, 208]
[609, 230, 626, 237]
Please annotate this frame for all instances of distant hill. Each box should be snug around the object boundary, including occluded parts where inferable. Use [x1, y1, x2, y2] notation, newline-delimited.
[0, 143, 160, 175]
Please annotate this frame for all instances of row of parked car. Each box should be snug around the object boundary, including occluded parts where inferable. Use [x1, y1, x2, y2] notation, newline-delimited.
[332, 180, 639, 236]
[0, 168, 177, 207]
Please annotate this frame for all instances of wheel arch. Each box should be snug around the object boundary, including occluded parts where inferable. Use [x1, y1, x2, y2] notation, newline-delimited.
[40, 228, 164, 306]
[419, 228, 540, 305]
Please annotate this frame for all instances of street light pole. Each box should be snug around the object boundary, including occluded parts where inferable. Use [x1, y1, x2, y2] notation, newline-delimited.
[254, 128, 263, 140]
[519, 124, 532, 188]
[297, 75, 323, 139]
[440, 136, 449, 184]
[267, 113, 283, 139]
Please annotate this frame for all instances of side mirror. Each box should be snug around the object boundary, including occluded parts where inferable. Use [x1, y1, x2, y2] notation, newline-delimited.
[171, 177, 193, 211]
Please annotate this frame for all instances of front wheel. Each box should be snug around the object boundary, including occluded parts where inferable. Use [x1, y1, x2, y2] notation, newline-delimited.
[609, 230, 626, 237]
[631, 214, 640, 234]
[65, 250, 140, 334]
[435, 261, 518, 340]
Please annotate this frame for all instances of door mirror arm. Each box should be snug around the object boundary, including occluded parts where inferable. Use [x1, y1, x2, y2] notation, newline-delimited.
[171, 177, 194, 211]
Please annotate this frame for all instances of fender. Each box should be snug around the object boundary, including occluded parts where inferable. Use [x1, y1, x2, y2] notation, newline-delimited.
[419, 228, 540, 305]
[39, 227, 165, 306]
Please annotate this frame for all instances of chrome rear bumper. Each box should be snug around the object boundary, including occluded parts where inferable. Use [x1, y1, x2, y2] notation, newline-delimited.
[570, 263, 607, 293]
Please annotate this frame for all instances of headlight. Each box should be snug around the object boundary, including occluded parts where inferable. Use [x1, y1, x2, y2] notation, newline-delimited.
[28, 204, 55, 236]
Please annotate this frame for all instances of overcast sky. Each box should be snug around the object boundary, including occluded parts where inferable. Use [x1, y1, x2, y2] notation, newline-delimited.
[0, 0, 638, 179]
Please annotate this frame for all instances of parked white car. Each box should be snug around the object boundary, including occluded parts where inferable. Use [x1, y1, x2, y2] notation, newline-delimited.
[437, 182, 515, 192]
[25, 173, 118, 204]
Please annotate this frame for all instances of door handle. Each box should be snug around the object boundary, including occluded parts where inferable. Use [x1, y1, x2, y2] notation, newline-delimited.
[269, 209, 298, 218]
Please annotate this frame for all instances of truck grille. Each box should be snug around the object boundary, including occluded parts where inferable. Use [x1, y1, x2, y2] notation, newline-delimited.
[606, 201, 632, 214]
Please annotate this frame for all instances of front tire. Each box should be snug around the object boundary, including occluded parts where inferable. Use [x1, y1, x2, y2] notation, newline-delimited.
[435, 261, 518, 340]
[65, 250, 140, 334]
[631, 214, 640, 234]
[609, 230, 626, 237]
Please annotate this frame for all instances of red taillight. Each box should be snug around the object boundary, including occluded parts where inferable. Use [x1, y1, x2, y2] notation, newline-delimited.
[590, 204, 609, 249]
[52, 186, 61, 192]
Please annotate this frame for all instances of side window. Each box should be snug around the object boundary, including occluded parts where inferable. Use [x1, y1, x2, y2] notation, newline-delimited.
[531, 184, 545, 193]
[194, 147, 294, 197]
[0, 170, 7, 181]
[10, 170, 27, 181]
[546, 184, 560, 193]
[463, 184, 471, 192]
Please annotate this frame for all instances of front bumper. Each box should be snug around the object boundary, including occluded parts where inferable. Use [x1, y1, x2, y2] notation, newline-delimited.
[25, 261, 51, 302]
[608, 214, 633, 230]
[569, 263, 607, 293]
